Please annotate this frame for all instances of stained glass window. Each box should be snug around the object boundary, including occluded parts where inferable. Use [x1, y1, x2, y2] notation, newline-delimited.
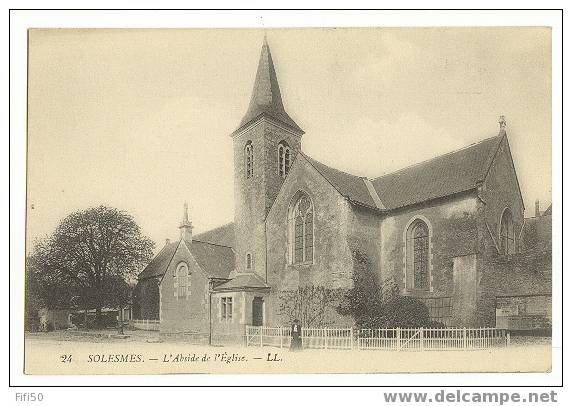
[291, 194, 314, 264]
[500, 209, 514, 254]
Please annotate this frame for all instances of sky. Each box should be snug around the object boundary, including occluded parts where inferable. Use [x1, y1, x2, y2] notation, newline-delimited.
[27, 28, 552, 253]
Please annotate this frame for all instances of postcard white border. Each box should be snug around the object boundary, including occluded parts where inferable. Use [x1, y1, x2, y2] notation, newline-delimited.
[8, 5, 564, 390]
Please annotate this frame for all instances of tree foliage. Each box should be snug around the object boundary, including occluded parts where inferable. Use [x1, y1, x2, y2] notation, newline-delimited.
[338, 248, 431, 329]
[278, 286, 343, 327]
[26, 206, 154, 328]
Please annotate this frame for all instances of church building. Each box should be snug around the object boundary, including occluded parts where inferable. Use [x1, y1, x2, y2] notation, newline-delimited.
[133, 38, 551, 342]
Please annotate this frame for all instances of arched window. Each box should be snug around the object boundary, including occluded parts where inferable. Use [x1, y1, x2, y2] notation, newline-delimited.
[288, 192, 314, 264]
[174, 262, 191, 299]
[406, 219, 430, 291]
[245, 141, 253, 178]
[246, 253, 253, 270]
[500, 208, 515, 254]
[278, 141, 291, 178]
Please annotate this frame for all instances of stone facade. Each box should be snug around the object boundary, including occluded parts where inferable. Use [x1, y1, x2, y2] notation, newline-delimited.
[136, 39, 551, 338]
[159, 242, 211, 335]
[378, 193, 480, 326]
[232, 120, 302, 278]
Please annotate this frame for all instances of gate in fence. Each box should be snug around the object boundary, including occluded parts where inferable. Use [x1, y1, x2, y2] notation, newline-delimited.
[245, 326, 354, 349]
[245, 326, 508, 351]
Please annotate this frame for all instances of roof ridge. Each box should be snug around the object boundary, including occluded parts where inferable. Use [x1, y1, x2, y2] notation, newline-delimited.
[302, 152, 365, 179]
[194, 221, 233, 235]
[191, 239, 234, 249]
[156, 240, 183, 284]
[372, 134, 502, 181]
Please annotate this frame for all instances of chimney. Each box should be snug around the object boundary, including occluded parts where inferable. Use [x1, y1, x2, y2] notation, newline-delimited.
[165, 238, 171, 246]
[498, 115, 507, 136]
[535, 200, 540, 217]
[179, 202, 193, 242]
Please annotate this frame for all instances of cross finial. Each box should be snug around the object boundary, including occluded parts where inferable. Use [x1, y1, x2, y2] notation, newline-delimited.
[179, 202, 193, 242]
[183, 201, 189, 222]
[499, 115, 506, 130]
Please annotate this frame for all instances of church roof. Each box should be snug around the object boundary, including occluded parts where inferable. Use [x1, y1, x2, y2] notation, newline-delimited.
[213, 273, 270, 291]
[233, 38, 303, 135]
[303, 153, 379, 209]
[137, 241, 179, 280]
[182, 240, 235, 280]
[371, 134, 504, 210]
[137, 239, 234, 281]
[194, 222, 235, 248]
[302, 134, 504, 212]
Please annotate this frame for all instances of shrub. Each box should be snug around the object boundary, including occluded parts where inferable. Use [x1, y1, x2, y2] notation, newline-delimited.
[338, 247, 433, 329]
[381, 296, 431, 328]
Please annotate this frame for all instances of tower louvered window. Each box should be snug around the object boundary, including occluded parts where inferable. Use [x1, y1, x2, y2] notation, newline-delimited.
[278, 141, 291, 178]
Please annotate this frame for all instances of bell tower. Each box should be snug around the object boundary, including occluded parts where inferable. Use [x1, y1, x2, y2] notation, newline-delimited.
[231, 36, 304, 276]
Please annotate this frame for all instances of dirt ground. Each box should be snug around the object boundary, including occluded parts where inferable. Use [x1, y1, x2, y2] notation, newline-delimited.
[24, 330, 552, 375]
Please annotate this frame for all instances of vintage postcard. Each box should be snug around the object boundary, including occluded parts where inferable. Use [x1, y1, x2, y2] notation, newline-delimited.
[24, 27, 553, 375]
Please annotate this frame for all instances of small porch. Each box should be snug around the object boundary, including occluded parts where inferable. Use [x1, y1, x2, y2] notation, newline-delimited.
[210, 273, 271, 345]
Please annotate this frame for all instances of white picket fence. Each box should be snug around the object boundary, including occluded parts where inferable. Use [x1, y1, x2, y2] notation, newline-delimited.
[245, 326, 508, 351]
[245, 326, 354, 349]
[130, 319, 160, 331]
[357, 327, 508, 350]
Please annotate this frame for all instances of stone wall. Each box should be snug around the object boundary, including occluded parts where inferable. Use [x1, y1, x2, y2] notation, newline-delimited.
[265, 155, 363, 326]
[475, 136, 530, 326]
[211, 290, 270, 344]
[159, 242, 211, 334]
[233, 120, 302, 278]
[133, 277, 160, 320]
[379, 193, 480, 325]
[476, 248, 552, 327]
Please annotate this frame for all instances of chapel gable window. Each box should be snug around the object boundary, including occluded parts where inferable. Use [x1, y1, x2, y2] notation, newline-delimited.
[500, 208, 515, 255]
[245, 141, 253, 178]
[288, 192, 314, 264]
[173, 262, 191, 299]
[278, 141, 291, 178]
[406, 219, 430, 291]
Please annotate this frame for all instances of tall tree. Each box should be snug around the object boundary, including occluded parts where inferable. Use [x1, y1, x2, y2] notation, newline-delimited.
[27, 206, 154, 327]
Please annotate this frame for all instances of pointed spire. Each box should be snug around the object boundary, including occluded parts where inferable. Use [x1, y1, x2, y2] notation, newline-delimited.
[233, 36, 303, 135]
[179, 202, 193, 242]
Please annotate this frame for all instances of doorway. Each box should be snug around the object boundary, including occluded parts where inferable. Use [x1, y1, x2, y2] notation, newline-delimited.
[252, 297, 264, 326]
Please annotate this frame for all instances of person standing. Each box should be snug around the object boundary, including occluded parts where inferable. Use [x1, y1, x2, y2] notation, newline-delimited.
[290, 319, 303, 351]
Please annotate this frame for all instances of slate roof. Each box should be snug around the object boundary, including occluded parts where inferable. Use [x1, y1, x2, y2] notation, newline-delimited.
[182, 240, 235, 280]
[194, 222, 235, 248]
[137, 241, 179, 280]
[303, 154, 378, 209]
[213, 273, 270, 291]
[137, 239, 235, 281]
[301, 135, 504, 212]
[371, 135, 504, 210]
[234, 38, 303, 135]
